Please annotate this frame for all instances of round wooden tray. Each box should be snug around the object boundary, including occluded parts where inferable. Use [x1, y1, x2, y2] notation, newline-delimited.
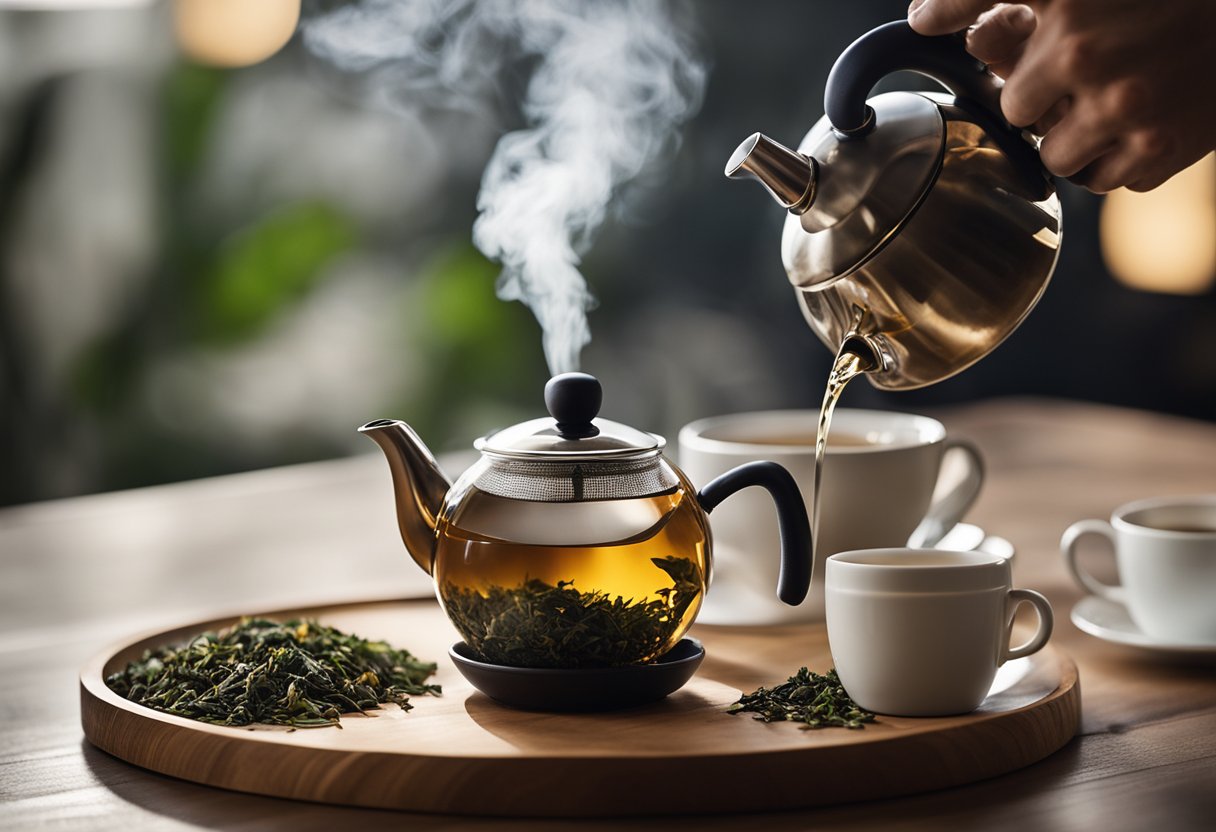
[81, 598, 1080, 817]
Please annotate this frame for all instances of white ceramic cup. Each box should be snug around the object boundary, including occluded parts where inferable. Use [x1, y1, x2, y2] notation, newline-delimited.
[679, 409, 984, 624]
[1061, 495, 1216, 643]
[825, 549, 1053, 716]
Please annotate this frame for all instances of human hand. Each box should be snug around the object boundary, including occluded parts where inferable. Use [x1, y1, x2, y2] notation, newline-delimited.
[908, 0, 1216, 192]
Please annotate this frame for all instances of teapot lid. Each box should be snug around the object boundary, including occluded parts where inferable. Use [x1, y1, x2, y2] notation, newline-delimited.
[475, 373, 663, 460]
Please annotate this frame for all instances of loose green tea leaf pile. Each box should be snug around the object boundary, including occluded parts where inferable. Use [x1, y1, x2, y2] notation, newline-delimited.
[728, 667, 876, 730]
[106, 618, 440, 729]
[442, 556, 702, 668]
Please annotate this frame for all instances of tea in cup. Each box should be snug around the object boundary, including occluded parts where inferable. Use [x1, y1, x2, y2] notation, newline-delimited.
[679, 409, 984, 624]
[1061, 495, 1216, 643]
[825, 549, 1053, 716]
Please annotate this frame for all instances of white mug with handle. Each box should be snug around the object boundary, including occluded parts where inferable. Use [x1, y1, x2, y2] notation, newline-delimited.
[826, 549, 1054, 716]
[680, 409, 984, 624]
[1061, 495, 1216, 643]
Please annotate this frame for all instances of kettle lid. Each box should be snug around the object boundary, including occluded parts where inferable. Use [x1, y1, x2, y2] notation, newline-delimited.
[785, 92, 944, 286]
[729, 91, 945, 288]
[475, 373, 663, 460]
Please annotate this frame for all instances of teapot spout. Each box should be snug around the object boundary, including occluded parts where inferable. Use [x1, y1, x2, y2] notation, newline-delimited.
[359, 419, 451, 576]
[725, 133, 818, 214]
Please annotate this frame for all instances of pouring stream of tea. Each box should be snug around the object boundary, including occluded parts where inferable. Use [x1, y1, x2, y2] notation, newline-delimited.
[812, 319, 879, 567]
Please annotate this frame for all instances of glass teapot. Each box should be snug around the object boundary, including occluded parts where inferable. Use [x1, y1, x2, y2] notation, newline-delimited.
[726, 21, 1063, 389]
[360, 373, 811, 668]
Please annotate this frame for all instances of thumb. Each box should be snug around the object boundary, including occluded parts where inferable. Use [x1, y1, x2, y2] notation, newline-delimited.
[908, 0, 1001, 36]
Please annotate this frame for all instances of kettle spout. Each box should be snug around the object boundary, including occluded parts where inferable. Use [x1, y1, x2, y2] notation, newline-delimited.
[359, 419, 451, 576]
[725, 133, 818, 214]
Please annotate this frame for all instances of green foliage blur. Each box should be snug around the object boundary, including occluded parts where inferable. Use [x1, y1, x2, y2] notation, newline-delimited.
[1, 60, 546, 505]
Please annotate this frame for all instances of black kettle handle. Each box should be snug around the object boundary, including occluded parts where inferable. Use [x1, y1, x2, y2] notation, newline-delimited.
[825, 20, 1005, 135]
[698, 461, 812, 606]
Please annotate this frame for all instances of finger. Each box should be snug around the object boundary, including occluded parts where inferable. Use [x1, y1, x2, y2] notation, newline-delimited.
[1084, 128, 1177, 193]
[908, 0, 999, 36]
[998, 43, 1072, 126]
[1038, 103, 1119, 178]
[1126, 144, 1205, 193]
[1072, 148, 1140, 194]
[985, 51, 1024, 80]
[1031, 96, 1071, 135]
[966, 4, 1036, 65]
[1126, 169, 1175, 193]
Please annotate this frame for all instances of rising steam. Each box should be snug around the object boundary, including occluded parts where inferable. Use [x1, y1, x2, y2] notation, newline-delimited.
[303, 0, 707, 373]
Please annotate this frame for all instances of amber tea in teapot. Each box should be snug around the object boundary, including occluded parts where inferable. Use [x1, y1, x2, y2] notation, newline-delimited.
[435, 485, 709, 668]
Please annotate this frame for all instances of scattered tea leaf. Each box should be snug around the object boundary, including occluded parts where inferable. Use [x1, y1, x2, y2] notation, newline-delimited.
[728, 667, 876, 729]
[106, 618, 440, 729]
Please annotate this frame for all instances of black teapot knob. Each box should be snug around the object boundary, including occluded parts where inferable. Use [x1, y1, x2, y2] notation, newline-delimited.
[545, 373, 602, 439]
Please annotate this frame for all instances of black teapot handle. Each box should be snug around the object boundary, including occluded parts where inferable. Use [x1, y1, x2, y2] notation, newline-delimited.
[698, 461, 812, 606]
[825, 20, 1005, 136]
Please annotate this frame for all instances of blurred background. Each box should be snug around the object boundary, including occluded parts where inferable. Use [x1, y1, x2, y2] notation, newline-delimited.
[1, 0, 1213, 508]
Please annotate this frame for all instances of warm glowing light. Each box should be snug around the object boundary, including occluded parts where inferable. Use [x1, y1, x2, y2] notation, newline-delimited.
[0, 1, 151, 7]
[173, 0, 300, 68]
[1100, 153, 1216, 295]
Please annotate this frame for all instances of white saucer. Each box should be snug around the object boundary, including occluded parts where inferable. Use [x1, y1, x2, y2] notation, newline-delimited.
[931, 522, 1016, 560]
[1071, 596, 1216, 655]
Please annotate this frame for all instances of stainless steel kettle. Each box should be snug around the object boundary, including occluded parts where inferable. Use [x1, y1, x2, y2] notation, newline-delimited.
[727, 21, 1062, 390]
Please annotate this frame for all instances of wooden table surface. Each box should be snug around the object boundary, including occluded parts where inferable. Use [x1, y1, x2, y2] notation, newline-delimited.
[2, 398, 1214, 830]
